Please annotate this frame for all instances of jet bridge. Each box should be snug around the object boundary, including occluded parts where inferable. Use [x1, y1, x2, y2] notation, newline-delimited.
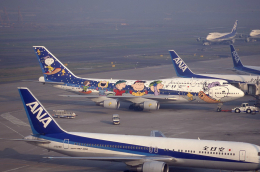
[247, 82, 260, 107]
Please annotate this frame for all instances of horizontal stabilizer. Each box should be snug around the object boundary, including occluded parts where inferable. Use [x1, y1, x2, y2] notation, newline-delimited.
[150, 130, 166, 137]
[0, 138, 50, 143]
[22, 80, 64, 85]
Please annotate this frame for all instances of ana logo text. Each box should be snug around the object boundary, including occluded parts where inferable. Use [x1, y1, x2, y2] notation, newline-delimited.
[26, 101, 52, 128]
[232, 51, 240, 64]
[173, 57, 188, 72]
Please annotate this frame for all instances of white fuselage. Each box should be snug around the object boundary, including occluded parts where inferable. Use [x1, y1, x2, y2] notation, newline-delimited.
[29, 132, 260, 171]
[206, 32, 236, 42]
[250, 30, 260, 38]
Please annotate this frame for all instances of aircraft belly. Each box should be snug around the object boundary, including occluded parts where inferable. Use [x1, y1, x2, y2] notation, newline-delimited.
[171, 159, 258, 170]
[52, 149, 138, 158]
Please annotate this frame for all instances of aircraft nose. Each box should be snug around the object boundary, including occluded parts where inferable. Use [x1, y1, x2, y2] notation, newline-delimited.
[238, 89, 245, 98]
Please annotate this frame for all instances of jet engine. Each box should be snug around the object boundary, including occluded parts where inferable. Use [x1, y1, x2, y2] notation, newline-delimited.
[98, 99, 120, 109]
[134, 161, 169, 172]
[140, 101, 160, 110]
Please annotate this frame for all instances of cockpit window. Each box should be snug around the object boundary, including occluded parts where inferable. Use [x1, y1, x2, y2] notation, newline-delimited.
[258, 152, 260, 156]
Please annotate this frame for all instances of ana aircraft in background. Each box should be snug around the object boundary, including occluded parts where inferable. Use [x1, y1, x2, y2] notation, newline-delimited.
[197, 20, 238, 45]
[169, 50, 260, 104]
[33, 46, 244, 111]
[230, 44, 260, 75]
[5, 87, 260, 172]
[246, 30, 260, 42]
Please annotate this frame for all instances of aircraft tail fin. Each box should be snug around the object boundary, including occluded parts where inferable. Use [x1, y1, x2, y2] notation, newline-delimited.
[230, 44, 243, 68]
[33, 46, 78, 83]
[169, 50, 195, 77]
[18, 87, 65, 135]
[231, 20, 238, 34]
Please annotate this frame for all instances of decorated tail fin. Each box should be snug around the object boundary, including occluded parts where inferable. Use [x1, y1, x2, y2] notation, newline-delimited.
[18, 87, 65, 135]
[230, 44, 243, 68]
[231, 20, 238, 34]
[169, 50, 195, 77]
[33, 46, 78, 83]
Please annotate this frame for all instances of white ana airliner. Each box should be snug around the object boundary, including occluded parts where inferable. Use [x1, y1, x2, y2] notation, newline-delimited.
[197, 20, 238, 45]
[230, 44, 260, 75]
[246, 30, 260, 42]
[169, 49, 260, 97]
[5, 87, 260, 172]
[33, 46, 244, 111]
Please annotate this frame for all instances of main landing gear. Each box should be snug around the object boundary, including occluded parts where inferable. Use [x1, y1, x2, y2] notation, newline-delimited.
[216, 103, 223, 112]
[129, 103, 144, 111]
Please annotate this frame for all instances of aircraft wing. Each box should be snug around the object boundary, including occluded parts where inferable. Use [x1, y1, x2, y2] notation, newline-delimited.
[44, 155, 175, 163]
[60, 94, 178, 104]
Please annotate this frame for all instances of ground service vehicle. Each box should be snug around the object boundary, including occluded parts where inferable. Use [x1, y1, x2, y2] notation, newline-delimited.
[232, 103, 259, 113]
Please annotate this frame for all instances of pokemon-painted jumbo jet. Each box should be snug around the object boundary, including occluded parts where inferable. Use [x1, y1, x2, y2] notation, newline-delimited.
[6, 87, 260, 172]
[34, 46, 244, 111]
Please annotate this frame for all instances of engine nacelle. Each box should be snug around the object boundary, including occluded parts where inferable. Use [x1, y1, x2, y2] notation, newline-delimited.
[99, 99, 120, 109]
[140, 101, 160, 110]
[39, 76, 45, 83]
[138, 161, 169, 172]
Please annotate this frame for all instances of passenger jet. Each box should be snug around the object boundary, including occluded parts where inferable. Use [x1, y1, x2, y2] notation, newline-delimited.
[230, 44, 260, 75]
[197, 20, 238, 45]
[6, 87, 260, 172]
[169, 49, 260, 96]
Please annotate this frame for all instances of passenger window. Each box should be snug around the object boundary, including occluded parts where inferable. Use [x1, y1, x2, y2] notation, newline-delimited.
[258, 152, 260, 156]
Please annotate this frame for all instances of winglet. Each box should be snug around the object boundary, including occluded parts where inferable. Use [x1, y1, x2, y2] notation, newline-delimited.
[169, 50, 195, 77]
[18, 87, 65, 135]
[230, 44, 243, 69]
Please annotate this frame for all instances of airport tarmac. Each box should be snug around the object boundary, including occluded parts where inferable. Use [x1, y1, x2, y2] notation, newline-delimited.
[1, 55, 260, 172]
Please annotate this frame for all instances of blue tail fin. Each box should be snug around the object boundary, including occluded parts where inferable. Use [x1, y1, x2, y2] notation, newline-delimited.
[231, 20, 238, 34]
[169, 50, 195, 77]
[33, 46, 78, 83]
[18, 87, 65, 135]
[230, 44, 243, 68]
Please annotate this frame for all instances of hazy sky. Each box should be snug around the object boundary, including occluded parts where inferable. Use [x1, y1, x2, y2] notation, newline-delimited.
[1, 0, 260, 27]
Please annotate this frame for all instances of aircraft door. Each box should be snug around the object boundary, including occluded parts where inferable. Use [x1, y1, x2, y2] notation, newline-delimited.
[191, 79, 196, 87]
[239, 150, 246, 161]
[63, 139, 69, 149]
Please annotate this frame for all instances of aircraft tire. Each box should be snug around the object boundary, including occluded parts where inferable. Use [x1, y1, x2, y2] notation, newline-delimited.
[129, 104, 134, 110]
[235, 108, 240, 113]
[134, 106, 143, 111]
